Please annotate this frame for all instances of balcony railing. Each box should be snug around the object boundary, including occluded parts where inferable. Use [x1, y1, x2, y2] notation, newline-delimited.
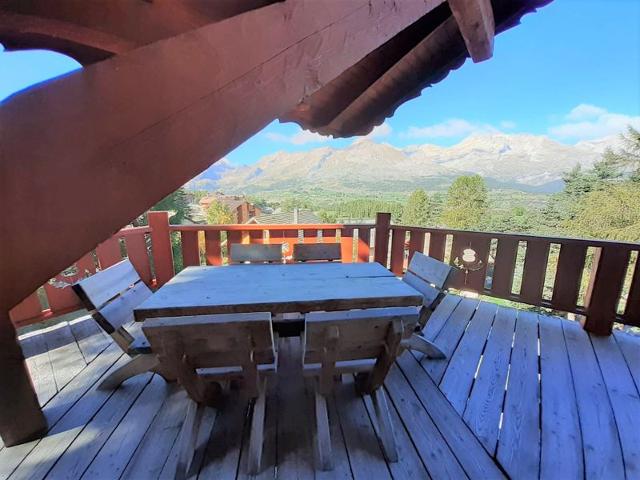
[10, 212, 639, 336]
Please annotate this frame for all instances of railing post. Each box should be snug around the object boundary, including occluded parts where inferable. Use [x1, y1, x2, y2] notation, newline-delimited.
[582, 246, 630, 335]
[0, 310, 47, 446]
[374, 212, 391, 267]
[148, 211, 175, 287]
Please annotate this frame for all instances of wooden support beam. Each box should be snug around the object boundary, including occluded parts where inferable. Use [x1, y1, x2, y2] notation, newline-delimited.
[0, 310, 47, 446]
[1, 0, 440, 313]
[0, 11, 135, 64]
[448, 0, 494, 62]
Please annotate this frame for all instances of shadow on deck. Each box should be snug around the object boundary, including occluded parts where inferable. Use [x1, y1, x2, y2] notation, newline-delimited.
[2, 296, 640, 479]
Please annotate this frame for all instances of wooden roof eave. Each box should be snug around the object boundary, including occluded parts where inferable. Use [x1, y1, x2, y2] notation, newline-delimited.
[282, 0, 553, 138]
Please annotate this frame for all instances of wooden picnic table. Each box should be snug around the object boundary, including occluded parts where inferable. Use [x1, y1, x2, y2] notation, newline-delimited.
[134, 263, 423, 329]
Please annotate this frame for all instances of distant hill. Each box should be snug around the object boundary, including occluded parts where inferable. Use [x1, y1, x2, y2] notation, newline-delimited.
[187, 133, 621, 195]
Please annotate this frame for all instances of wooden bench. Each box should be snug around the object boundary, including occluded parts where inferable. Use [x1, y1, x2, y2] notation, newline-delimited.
[229, 243, 283, 264]
[142, 312, 276, 477]
[303, 307, 419, 470]
[292, 243, 341, 262]
[401, 251, 456, 358]
[72, 259, 169, 390]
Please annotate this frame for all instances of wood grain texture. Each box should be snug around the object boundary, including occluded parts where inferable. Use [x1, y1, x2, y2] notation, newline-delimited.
[423, 297, 478, 383]
[591, 333, 640, 477]
[396, 353, 504, 479]
[389, 228, 406, 275]
[584, 247, 631, 334]
[386, 364, 465, 478]
[135, 264, 421, 320]
[96, 236, 123, 269]
[356, 228, 371, 263]
[519, 239, 550, 305]
[563, 320, 624, 480]
[427, 232, 446, 261]
[180, 231, 200, 267]
[463, 307, 516, 454]
[439, 301, 497, 413]
[124, 233, 153, 286]
[551, 244, 587, 311]
[293, 243, 341, 262]
[448, 0, 495, 61]
[497, 311, 540, 480]
[407, 230, 425, 265]
[538, 315, 583, 480]
[490, 237, 518, 296]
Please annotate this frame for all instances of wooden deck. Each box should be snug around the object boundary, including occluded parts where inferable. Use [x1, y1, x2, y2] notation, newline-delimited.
[2, 297, 640, 480]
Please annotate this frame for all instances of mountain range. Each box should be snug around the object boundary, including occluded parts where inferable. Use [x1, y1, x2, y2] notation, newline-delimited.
[185, 133, 621, 195]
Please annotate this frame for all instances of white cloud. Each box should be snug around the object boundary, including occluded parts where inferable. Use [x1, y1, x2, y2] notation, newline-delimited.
[264, 128, 330, 145]
[352, 122, 393, 143]
[549, 104, 640, 141]
[402, 118, 501, 139]
[565, 104, 607, 121]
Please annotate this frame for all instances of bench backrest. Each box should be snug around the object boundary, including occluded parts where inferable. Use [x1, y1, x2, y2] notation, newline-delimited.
[73, 259, 152, 350]
[230, 243, 283, 264]
[403, 252, 455, 328]
[293, 243, 341, 262]
[304, 307, 418, 393]
[142, 312, 275, 368]
[404, 252, 455, 306]
[304, 307, 418, 363]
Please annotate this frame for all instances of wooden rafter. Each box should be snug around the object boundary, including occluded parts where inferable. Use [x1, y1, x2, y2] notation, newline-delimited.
[448, 0, 495, 62]
[0, 11, 135, 64]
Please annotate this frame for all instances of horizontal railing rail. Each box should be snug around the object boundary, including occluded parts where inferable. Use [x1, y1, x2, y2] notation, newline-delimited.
[8, 226, 153, 328]
[384, 217, 639, 335]
[9, 211, 639, 335]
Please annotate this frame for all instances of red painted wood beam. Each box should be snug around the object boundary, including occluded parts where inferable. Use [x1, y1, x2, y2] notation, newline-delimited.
[0, 0, 439, 315]
[448, 0, 495, 62]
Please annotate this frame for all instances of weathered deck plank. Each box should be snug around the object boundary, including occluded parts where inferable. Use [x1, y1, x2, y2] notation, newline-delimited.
[614, 330, 640, 393]
[335, 375, 392, 480]
[121, 385, 191, 479]
[439, 301, 497, 413]
[363, 391, 431, 480]
[81, 375, 169, 479]
[20, 331, 57, 407]
[385, 364, 467, 479]
[591, 333, 640, 478]
[497, 311, 540, 480]
[562, 320, 625, 480]
[197, 390, 247, 479]
[424, 297, 479, 383]
[397, 353, 504, 479]
[463, 307, 516, 455]
[43, 322, 87, 391]
[68, 315, 111, 364]
[538, 315, 583, 480]
[44, 372, 154, 480]
[5, 296, 640, 480]
[0, 343, 124, 478]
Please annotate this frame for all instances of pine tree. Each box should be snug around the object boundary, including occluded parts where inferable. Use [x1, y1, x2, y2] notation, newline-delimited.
[440, 175, 488, 229]
[402, 189, 431, 226]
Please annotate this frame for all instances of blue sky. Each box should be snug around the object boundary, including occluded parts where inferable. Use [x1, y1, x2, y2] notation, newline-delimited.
[1, 0, 639, 167]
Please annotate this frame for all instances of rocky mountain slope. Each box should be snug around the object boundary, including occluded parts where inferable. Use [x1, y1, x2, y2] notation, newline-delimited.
[189, 133, 619, 194]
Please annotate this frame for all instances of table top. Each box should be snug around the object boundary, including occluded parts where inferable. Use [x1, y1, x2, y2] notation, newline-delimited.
[134, 262, 422, 320]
